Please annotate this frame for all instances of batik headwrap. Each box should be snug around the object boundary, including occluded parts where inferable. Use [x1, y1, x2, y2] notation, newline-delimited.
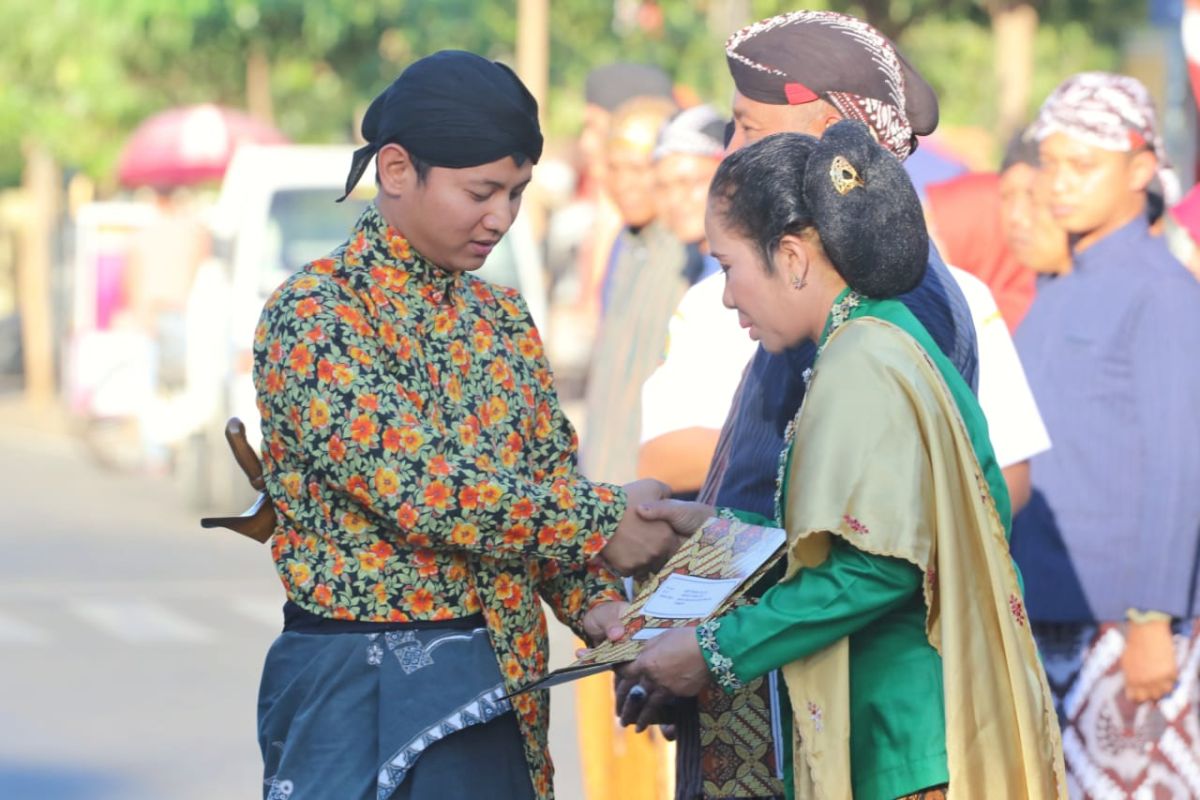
[339, 50, 543, 201]
[1031, 71, 1180, 204]
[725, 11, 938, 161]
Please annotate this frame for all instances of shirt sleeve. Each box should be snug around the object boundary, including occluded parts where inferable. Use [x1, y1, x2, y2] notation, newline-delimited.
[700, 537, 922, 689]
[255, 282, 626, 565]
[512, 310, 627, 631]
[639, 275, 757, 442]
[1128, 278, 1200, 611]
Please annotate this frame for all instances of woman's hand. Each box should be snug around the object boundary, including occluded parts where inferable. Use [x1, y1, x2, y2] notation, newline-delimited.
[618, 627, 712, 729]
[1122, 618, 1178, 703]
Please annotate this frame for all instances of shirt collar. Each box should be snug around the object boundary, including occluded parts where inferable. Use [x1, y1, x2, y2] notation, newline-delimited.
[346, 203, 461, 304]
[1072, 215, 1151, 274]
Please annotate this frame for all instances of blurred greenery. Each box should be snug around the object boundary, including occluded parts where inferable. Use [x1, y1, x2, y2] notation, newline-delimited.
[0, 0, 1152, 188]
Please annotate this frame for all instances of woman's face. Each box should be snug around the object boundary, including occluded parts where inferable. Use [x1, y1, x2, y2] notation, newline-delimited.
[706, 199, 813, 353]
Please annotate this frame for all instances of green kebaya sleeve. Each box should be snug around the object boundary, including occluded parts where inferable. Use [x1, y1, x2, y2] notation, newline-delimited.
[697, 537, 921, 692]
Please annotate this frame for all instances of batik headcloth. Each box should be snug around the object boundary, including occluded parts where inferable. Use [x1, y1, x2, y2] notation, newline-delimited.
[725, 11, 938, 160]
[1031, 71, 1179, 203]
[339, 50, 543, 201]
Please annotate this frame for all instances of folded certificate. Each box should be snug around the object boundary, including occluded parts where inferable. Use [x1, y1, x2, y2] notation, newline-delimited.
[508, 516, 786, 696]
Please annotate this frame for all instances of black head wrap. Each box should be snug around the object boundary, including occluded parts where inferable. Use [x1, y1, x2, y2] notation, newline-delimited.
[339, 50, 543, 201]
[585, 63, 674, 112]
[805, 120, 928, 296]
[725, 11, 937, 160]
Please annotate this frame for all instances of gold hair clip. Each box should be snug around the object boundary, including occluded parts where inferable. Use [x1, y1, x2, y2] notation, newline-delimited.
[830, 155, 864, 195]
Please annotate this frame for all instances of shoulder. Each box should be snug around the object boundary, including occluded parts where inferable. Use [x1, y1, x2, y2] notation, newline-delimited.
[256, 256, 363, 344]
[461, 273, 544, 346]
[824, 316, 918, 358]
[1131, 240, 1200, 313]
[815, 319, 925, 399]
[462, 273, 533, 321]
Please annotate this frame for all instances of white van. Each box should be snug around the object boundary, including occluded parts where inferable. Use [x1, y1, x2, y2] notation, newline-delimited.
[184, 144, 547, 509]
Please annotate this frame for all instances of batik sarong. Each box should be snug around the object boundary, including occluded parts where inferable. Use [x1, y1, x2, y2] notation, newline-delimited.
[1035, 619, 1200, 798]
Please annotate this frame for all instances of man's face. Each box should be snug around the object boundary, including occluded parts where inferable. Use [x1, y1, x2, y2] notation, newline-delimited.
[728, 90, 830, 151]
[397, 156, 533, 272]
[606, 114, 663, 227]
[1038, 131, 1154, 247]
[654, 153, 721, 243]
[999, 162, 1070, 273]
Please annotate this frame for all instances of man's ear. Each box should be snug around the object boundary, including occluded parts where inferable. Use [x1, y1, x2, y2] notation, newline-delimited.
[377, 143, 416, 197]
[1129, 149, 1158, 194]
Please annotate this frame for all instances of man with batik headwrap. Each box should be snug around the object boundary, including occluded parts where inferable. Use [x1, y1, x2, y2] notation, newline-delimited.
[252, 50, 685, 800]
[1011, 72, 1200, 798]
[605, 12, 977, 800]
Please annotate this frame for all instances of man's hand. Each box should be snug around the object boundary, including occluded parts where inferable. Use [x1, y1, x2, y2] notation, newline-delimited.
[582, 600, 629, 646]
[636, 499, 716, 536]
[600, 479, 683, 578]
[1122, 618, 1178, 703]
[618, 626, 711, 730]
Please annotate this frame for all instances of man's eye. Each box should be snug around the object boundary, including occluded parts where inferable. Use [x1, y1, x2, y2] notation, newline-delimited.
[469, 191, 490, 202]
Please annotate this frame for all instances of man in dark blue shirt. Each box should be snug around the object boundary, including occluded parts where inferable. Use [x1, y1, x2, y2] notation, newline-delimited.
[1011, 71, 1200, 795]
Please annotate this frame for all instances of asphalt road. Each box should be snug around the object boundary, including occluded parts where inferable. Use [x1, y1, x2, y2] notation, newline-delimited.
[0, 403, 588, 800]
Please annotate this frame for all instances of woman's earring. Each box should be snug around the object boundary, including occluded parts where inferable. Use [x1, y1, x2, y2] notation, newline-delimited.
[791, 264, 809, 290]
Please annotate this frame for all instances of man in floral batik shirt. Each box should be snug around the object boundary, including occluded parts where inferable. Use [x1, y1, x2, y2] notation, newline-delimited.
[253, 51, 681, 800]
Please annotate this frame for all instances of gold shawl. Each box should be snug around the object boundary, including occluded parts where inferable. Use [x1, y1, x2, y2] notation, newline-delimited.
[780, 317, 1065, 799]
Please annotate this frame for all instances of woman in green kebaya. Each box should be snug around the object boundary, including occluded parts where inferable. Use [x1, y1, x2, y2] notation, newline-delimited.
[618, 122, 1067, 800]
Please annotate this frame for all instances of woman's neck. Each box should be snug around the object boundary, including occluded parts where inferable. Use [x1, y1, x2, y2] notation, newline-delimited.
[808, 275, 849, 342]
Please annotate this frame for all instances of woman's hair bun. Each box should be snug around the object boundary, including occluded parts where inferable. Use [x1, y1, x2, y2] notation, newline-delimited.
[803, 120, 928, 298]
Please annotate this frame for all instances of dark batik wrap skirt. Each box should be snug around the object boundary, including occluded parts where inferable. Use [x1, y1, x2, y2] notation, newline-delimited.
[257, 621, 535, 800]
[1034, 619, 1200, 799]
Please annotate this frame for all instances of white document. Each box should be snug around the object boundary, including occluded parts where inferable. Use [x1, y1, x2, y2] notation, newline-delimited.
[727, 525, 788, 578]
[641, 573, 743, 620]
[631, 628, 670, 641]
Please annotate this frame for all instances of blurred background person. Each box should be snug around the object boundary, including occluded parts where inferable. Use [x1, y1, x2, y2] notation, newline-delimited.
[637, 105, 743, 499]
[543, 63, 675, 396]
[925, 170, 1036, 330]
[123, 186, 211, 472]
[576, 91, 682, 800]
[650, 105, 725, 286]
[574, 64, 675, 326]
[580, 94, 682, 485]
[998, 130, 1073, 278]
[1012, 72, 1200, 798]
[1167, 182, 1200, 277]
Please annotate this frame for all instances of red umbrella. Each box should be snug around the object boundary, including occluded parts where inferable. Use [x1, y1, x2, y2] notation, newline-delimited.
[117, 103, 289, 187]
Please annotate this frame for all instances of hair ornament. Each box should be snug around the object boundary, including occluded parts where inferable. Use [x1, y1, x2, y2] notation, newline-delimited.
[830, 155, 864, 195]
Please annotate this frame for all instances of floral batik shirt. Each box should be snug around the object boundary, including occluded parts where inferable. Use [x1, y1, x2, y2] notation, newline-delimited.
[253, 204, 627, 798]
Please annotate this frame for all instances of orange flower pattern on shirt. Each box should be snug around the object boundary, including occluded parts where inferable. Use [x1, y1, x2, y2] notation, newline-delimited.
[253, 205, 625, 800]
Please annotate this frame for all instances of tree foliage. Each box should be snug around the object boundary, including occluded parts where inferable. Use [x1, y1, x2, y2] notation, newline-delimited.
[0, 0, 1155, 187]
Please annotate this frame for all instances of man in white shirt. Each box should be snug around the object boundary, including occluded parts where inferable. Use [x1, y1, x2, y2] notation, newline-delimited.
[638, 262, 1049, 511]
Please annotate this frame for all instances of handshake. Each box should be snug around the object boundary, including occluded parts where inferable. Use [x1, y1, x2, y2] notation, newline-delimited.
[596, 479, 715, 578]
